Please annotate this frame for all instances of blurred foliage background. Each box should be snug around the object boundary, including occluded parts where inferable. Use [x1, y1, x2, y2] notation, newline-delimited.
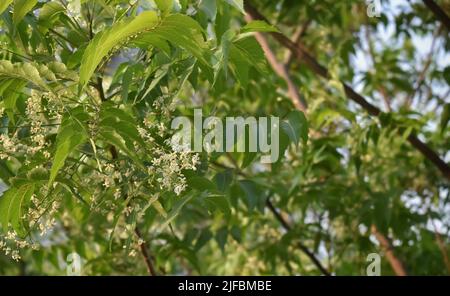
[0, 0, 449, 275]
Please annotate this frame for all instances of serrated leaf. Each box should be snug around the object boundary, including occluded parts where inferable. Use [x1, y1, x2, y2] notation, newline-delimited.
[38, 2, 65, 31]
[187, 176, 217, 191]
[241, 20, 279, 34]
[194, 229, 212, 251]
[0, 188, 17, 229]
[10, 184, 34, 235]
[229, 36, 268, 86]
[0, 0, 13, 15]
[13, 0, 38, 24]
[139, 14, 211, 74]
[155, 0, 173, 14]
[440, 103, 450, 134]
[161, 195, 193, 228]
[98, 128, 145, 171]
[204, 194, 231, 219]
[0, 184, 34, 235]
[49, 114, 88, 186]
[99, 105, 145, 147]
[215, 226, 228, 251]
[200, 0, 217, 20]
[239, 180, 266, 212]
[79, 11, 159, 90]
[280, 110, 308, 145]
[224, 0, 244, 14]
[214, 170, 232, 192]
[0, 61, 50, 91]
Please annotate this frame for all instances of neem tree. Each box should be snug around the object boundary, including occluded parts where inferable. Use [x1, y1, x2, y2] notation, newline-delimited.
[0, 0, 449, 275]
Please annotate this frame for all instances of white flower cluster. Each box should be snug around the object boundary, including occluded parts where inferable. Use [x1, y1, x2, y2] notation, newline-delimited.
[27, 194, 60, 236]
[150, 148, 200, 196]
[152, 95, 178, 118]
[26, 91, 47, 156]
[0, 133, 16, 160]
[0, 231, 38, 262]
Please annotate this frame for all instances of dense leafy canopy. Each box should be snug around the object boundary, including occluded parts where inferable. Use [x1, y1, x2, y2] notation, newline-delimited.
[0, 0, 449, 275]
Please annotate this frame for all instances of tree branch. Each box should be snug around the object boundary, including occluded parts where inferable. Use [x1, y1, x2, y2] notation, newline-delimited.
[423, 0, 450, 31]
[266, 199, 331, 276]
[244, 1, 450, 181]
[371, 225, 408, 276]
[285, 20, 311, 66]
[216, 158, 329, 275]
[134, 228, 158, 276]
[245, 1, 413, 276]
[245, 14, 307, 112]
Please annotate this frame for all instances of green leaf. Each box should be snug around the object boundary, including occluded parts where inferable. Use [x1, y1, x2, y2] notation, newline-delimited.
[200, 0, 217, 20]
[229, 36, 268, 86]
[280, 110, 308, 145]
[241, 20, 279, 34]
[9, 184, 34, 235]
[187, 176, 217, 191]
[224, 0, 244, 14]
[161, 195, 193, 228]
[0, 188, 17, 229]
[79, 11, 159, 90]
[99, 105, 145, 147]
[241, 151, 257, 168]
[98, 128, 145, 171]
[0, 184, 34, 235]
[204, 194, 231, 219]
[141, 14, 211, 74]
[214, 170, 233, 192]
[48, 114, 88, 186]
[13, 0, 38, 24]
[239, 180, 266, 212]
[0, 61, 50, 91]
[194, 229, 212, 251]
[0, 0, 13, 15]
[440, 103, 450, 134]
[215, 226, 228, 251]
[38, 1, 65, 30]
[155, 0, 173, 14]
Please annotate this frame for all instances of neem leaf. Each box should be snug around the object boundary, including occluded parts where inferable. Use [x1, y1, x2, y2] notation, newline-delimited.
[10, 184, 35, 235]
[280, 110, 308, 145]
[155, 0, 173, 14]
[0, 188, 17, 229]
[241, 20, 279, 34]
[79, 11, 159, 90]
[0, 0, 13, 15]
[13, 0, 38, 24]
[49, 114, 88, 186]
[224, 0, 244, 14]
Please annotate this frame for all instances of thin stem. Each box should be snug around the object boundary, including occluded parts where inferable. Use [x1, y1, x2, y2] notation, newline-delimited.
[134, 228, 158, 276]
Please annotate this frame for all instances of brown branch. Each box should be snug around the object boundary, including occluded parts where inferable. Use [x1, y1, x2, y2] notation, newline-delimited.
[135, 228, 158, 276]
[96, 77, 107, 102]
[266, 199, 331, 276]
[364, 25, 392, 111]
[423, 0, 450, 31]
[285, 20, 312, 66]
[371, 225, 408, 276]
[244, 1, 450, 181]
[245, 1, 413, 276]
[108, 126, 157, 276]
[405, 24, 442, 106]
[217, 157, 330, 275]
[245, 14, 307, 111]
